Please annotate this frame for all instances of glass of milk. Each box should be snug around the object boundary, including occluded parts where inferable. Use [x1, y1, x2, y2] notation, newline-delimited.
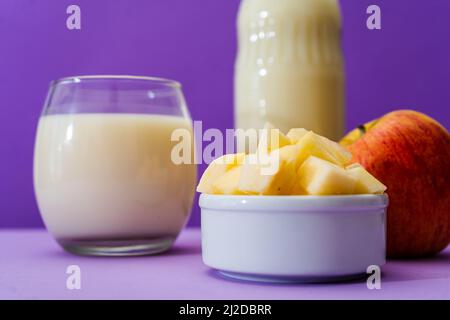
[34, 76, 197, 256]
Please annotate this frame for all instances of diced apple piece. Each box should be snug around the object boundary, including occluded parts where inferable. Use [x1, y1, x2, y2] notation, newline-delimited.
[286, 128, 309, 144]
[257, 122, 291, 153]
[212, 166, 244, 195]
[276, 144, 305, 169]
[346, 163, 361, 170]
[295, 131, 342, 166]
[298, 156, 357, 195]
[317, 135, 352, 166]
[346, 163, 387, 194]
[237, 154, 270, 194]
[290, 176, 307, 195]
[196, 153, 245, 193]
[213, 153, 246, 166]
[238, 146, 298, 195]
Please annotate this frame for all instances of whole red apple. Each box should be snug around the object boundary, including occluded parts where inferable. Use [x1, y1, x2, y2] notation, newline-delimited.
[341, 110, 450, 258]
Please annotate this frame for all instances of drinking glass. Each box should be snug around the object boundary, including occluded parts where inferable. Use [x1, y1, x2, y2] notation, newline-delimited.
[34, 75, 197, 256]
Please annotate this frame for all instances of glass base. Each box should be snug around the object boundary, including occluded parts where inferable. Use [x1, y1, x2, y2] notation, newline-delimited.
[58, 236, 175, 256]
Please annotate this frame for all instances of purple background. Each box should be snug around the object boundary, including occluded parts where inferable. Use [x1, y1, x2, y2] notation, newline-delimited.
[1, 0, 449, 228]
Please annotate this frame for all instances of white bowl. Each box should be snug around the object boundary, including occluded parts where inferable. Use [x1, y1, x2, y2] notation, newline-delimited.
[200, 194, 388, 283]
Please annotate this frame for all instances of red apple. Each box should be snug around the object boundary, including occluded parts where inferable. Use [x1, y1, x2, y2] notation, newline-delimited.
[341, 110, 450, 258]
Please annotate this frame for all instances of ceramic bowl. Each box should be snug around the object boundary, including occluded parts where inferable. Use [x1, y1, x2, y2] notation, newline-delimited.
[200, 194, 388, 283]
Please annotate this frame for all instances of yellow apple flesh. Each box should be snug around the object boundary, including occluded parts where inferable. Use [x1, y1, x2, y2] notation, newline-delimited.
[298, 156, 357, 195]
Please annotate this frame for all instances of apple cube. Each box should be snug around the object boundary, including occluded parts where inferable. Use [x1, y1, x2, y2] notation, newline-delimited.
[298, 156, 357, 195]
[212, 166, 244, 195]
[295, 131, 343, 166]
[238, 145, 299, 195]
[288, 128, 351, 165]
[196, 153, 245, 193]
[286, 128, 309, 144]
[346, 163, 387, 194]
[290, 174, 307, 195]
[257, 122, 291, 153]
[317, 135, 352, 166]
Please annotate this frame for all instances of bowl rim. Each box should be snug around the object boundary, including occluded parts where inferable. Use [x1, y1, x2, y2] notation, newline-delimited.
[199, 193, 389, 212]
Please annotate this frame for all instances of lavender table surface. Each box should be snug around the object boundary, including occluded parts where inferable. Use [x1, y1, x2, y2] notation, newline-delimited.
[1, 228, 449, 300]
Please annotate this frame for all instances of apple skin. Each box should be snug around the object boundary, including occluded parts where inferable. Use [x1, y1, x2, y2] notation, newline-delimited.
[341, 110, 450, 258]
